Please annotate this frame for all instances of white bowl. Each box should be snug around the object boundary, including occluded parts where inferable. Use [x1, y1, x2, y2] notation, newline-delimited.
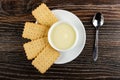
[48, 21, 79, 52]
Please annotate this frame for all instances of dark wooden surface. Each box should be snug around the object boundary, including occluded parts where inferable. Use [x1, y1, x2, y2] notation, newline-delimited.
[0, 0, 120, 79]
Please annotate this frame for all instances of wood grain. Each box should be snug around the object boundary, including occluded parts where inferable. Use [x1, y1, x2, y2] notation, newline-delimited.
[0, 0, 120, 79]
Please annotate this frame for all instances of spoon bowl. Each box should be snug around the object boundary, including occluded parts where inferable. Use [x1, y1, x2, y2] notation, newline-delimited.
[93, 12, 104, 28]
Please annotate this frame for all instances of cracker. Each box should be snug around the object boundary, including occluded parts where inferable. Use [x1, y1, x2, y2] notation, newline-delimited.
[22, 22, 48, 40]
[32, 44, 59, 74]
[23, 37, 48, 60]
[32, 3, 58, 27]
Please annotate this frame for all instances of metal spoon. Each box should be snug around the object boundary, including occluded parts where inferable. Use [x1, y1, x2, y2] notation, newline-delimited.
[92, 12, 104, 61]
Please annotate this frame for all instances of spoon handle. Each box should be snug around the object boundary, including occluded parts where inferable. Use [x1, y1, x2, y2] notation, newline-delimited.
[93, 29, 99, 61]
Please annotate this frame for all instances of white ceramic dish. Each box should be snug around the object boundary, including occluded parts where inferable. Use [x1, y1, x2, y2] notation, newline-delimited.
[51, 9, 86, 64]
[48, 21, 79, 52]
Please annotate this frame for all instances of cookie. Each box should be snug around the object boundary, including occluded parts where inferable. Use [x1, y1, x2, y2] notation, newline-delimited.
[32, 44, 59, 74]
[32, 3, 58, 27]
[23, 37, 48, 60]
[22, 22, 48, 40]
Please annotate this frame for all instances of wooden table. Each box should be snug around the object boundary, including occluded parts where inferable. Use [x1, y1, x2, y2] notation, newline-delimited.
[0, 0, 120, 79]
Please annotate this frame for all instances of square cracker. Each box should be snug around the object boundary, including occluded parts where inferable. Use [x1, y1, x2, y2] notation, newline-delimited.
[32, 44, 59, 74]
[23, 37, 48, 60]
[32, 3, 58, 27]
[22, 22, 48, 40]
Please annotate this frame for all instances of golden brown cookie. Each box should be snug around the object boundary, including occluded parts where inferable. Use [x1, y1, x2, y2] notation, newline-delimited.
[32, 44, 59, 74]
[22, 22, 48, 40]
[32, 3, 58, 27]
[23, 37, 48, 60]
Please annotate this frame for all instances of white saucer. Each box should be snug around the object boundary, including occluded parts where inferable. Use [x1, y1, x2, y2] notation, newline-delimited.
[52, 10, 86, 64]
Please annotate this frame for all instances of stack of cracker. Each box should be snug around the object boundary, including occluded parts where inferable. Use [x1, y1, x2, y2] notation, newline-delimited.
[22, 3, 60, 74]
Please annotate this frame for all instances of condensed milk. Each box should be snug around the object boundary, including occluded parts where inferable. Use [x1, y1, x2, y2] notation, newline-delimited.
[48, 21, 78, 52]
